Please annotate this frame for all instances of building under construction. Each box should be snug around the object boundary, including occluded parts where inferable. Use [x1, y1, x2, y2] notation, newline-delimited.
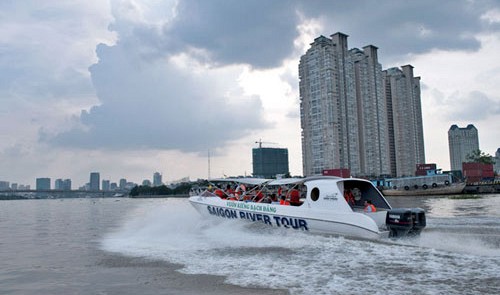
[252, 146, 289, 179]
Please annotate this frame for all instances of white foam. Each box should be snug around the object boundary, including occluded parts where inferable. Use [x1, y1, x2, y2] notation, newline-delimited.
[415, 230, 500, 257]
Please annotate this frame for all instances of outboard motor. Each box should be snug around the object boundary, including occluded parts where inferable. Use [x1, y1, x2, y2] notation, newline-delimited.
[386, 208, 426, 238]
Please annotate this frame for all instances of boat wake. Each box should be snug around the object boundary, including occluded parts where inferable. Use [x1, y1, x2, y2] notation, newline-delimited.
[101, 198, 500, 295]
[102, 199, 309, 256]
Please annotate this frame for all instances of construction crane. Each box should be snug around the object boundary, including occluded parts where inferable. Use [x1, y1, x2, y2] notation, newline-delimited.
[255, 139, 278, 148]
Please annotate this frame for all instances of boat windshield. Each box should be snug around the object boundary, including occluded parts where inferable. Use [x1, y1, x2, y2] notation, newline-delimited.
[341, 180, 391, 210]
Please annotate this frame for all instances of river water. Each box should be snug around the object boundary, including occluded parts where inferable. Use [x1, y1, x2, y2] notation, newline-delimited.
[1, 195, 499, 294]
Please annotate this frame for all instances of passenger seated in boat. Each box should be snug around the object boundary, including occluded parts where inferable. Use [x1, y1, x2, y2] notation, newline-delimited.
[214, 188, 225, 199]
[268, 194, 278, 203]
[344, 189, 355, 206]
[277, 186, 283, 197]
[226, 187, 238, 201]
[225, 184, 236, 199]
[235, 184, 246, 200]
[253, 190, 264, 203]
[277, 186, 288, 201]
[279, 195, 290, 205]
[239, 185, 254, 201]
[351, 187, 362, 206]
[363, 200, 376, 212]
[260, 194, 272, 203]
[289, 189, 302, 206]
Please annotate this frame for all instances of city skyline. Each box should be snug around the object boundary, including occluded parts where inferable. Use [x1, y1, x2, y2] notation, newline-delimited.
[1, 1, 499, 187]
[0, 171, 165, 191]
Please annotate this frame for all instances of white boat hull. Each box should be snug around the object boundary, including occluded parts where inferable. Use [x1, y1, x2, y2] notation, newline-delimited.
[189, 196, 386, 240]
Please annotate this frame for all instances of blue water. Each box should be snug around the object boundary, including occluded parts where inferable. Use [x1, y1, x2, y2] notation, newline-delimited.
[1, 195, 500, 294]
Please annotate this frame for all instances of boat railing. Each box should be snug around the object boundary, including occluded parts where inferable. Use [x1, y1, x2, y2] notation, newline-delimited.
[202, 179, 308, 206]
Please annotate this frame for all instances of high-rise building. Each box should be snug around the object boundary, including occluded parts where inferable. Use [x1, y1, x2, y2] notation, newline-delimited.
[55, 179, 64, 190]
[90, 172, 100, 191]
[63, 179, 71, 191]
[383, 66, 425, 176]
[119, 178, 127, 189]
[0, 181, 9, 190]
[252, 147, 289, 178]
[448, 124, 480, 172]
[351, 45, 391, 177]
[36, 178, 51, 190]
[299, 33, 420, 177]
[153, 172, 162, 187]
[102, 180, 110, 191]
[300, 34, 357, 176]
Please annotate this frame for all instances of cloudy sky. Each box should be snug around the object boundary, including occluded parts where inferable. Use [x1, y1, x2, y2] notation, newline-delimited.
[1, 0, 499, 187]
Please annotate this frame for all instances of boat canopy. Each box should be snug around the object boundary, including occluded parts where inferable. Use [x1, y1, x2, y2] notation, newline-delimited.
[209, 178, 270, 185]
[267, 178, 305, 186]
[268, 176, 341, 186]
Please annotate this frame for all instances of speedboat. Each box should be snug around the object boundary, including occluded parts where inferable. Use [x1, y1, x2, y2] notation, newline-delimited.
[189, 176, 426, 239]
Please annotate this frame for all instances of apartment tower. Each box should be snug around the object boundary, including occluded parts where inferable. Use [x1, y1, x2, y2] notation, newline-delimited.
[448, 124, 479, 172]
[300, 33, 424, 177]
[383, 65, 425, 176]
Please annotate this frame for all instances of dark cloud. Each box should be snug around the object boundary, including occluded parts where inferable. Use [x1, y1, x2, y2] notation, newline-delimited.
[166, 1, 500, 68]
[168, 0, 300, 69]
[297, 0, 499, 65]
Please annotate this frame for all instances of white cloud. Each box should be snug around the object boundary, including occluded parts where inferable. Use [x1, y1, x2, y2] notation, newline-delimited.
[481, 8, 500, 24]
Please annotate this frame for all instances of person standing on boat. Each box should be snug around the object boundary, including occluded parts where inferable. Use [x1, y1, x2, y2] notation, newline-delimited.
[364, 200, 376, 212]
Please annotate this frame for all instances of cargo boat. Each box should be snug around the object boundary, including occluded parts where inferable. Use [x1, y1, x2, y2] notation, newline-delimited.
[380, 173, 465, 196]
